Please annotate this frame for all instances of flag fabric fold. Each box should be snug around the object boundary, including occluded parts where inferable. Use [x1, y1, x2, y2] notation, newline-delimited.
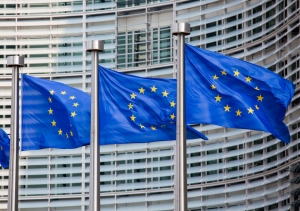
[185, 44, 295, 143]
[99, 66, 207, 144]
[0, 128, 10, 169]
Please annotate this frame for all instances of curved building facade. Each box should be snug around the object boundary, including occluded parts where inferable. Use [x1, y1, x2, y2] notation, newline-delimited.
[0, 0, 299, 210]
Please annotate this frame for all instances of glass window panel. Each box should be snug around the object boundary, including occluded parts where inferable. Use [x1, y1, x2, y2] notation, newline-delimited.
[253, 5, 262, 14]
[266, 0, 276, 8]
[266, 20, 276, 29]
[160, 40, 170, 49]
[127, 45, 132, 53]
[227, 16, 236, 23]
[207, 42, 216, 48]
[160, 49, 170, 58]
[160, 28, 170, 39]
[207, 32, 216, 38]
[253, 26, 262, 34]
[266, 8, 276, 18]
[128, 35, 132, 44]
[227, 36, 237, 43]
[117, 45, 126, 54]
[160, 58, 170, 64]
[153, 31, 158, 40]
[153, 51, 158, 60]
[117, 55, 126, 64]
[153, 41, 158, 50]
[206, 22, 216, 28]
[127, 54, 132, 63]
[117, 36, 126, 45]
[253, 16, 262, 24]
[227, 26, 236, 33]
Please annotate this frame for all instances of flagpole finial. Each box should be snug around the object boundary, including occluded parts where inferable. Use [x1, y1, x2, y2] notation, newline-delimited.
[7, 56, 24, 67]
[86, 40, 104, 52]
[172, 22, 190, 35]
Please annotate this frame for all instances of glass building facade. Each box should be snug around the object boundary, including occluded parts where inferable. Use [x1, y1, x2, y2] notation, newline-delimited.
[0, 0, 299, 210]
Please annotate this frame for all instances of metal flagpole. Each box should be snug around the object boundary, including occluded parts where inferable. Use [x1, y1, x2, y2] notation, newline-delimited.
[172, 23, 190, 211]
[7, 56, 24, 211]
[86, 40, 104, 211]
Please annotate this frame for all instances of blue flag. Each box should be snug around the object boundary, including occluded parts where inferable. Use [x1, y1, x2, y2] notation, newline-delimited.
[22, 74, 90, 150]
[99, 66, 207, 144]
[185, 44, 295, 143]
[0, 128, 10, 169]
[21, 71, 207, 150]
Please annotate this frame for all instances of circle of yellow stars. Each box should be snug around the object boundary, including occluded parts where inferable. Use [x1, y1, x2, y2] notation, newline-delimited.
[128, 85, 175, 131]
[210, 69, 264, 117]
[47, 89, 79, 138]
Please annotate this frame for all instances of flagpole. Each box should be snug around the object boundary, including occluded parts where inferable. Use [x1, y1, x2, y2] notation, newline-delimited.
[7, 56, 24, 211]
[172, 22, 190, 211]
[86, 40, 104, 211]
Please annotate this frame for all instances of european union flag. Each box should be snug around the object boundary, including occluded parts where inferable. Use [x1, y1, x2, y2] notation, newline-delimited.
[22, 74, 90, 150]
[99, 66, 207, 144]
[185, 44, 295, 143]
[0, 128, 10, 169]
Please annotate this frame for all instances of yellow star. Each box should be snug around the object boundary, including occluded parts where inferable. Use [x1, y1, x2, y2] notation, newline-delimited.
[71, 111, 77, 117]
[128, 103, 134, 109]
[170, 113, 176, 120]
[215, 95, 222, 102]
[221, 70, 227, 75]
[66, 133, 69, 138]
[224, 105, 231, 112]
[162, 90, 169, 97]
[255, 105, 259, 110]
[139, 124, 145, 129]
[49, 90, 55, 95]
[130, 115, 136, 121]
[73, 102, 79, 107]
[139, 87, 145, 94]
[61, 91, 67, 95]
[70, 96, 75, 100]
[248, 107, 254, 114]
[151, 126, 156, 131]
[236, 109, 242, 116]
[151, 86, 157, 92]
[257, 94, 263, 101]
[48, 108, 53, 114]
[51, 120, 56, 126]
[70, 131, 73, 136]
[234, 70, 240, 76]
[246, 76, 252, 82]
[170, 101, 176, 107]
[58, 129, 63, 135]
[130, 93, 136, 99]
[213, 74, 219, 80]
[211, 84, 216, 90]
[48, 97, 52, 103]
[254, 86, 260, 90]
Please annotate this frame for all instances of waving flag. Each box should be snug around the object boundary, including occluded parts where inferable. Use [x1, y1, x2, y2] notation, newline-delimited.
[99, 66, 207, 144]
[185, 44, 294, 143]
[22, 74, 90, 150]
